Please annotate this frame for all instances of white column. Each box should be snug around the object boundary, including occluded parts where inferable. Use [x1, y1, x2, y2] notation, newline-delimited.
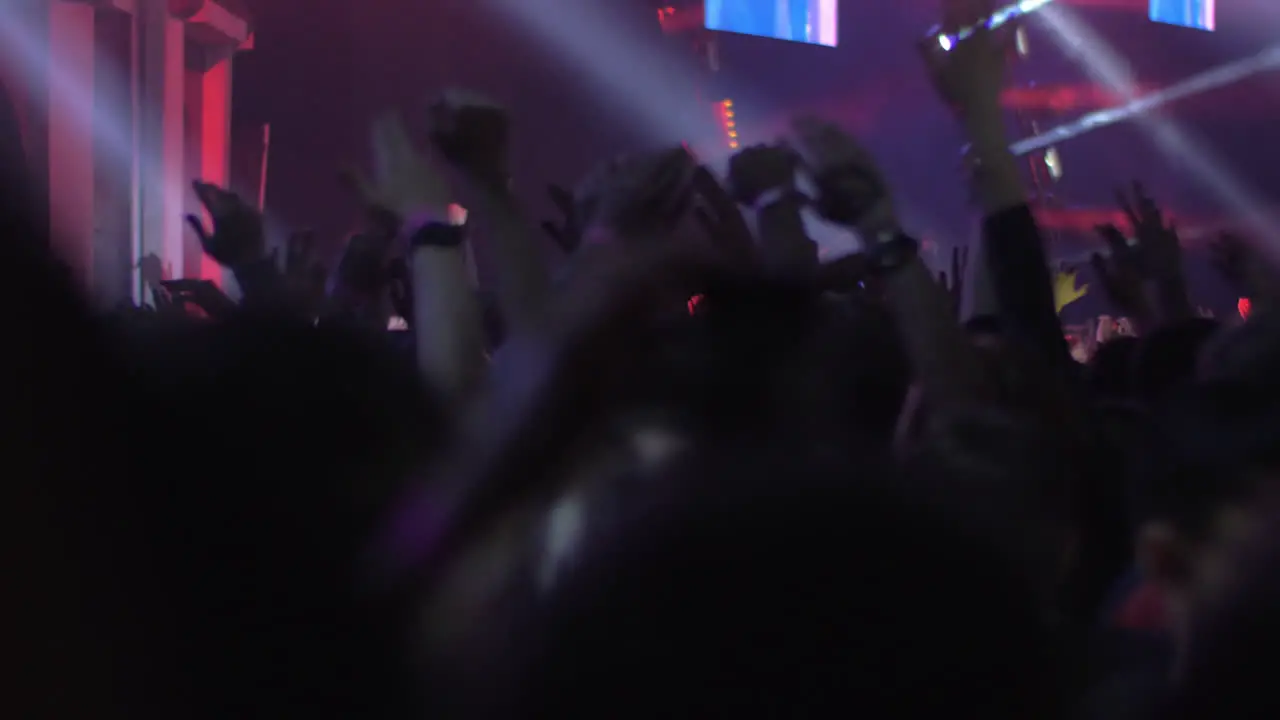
[136, 0, 185, 301]
[47, 1, 96, 287]
[92, 5, 140, 308]
[162, 11, 186, 279]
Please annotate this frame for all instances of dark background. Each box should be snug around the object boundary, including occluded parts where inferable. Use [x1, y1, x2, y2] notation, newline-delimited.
[232, 0, 1280, 317]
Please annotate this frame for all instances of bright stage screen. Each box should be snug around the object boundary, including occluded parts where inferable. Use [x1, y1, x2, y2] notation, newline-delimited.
[1149, 0, 1216, 31]
[704, 0, 839, 47]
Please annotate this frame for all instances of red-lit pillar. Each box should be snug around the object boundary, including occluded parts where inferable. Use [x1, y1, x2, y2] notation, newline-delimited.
[1, 0, 247, 302]
[132, 0, 249, 296]
[180, 0, 251, 290]
[197, 56, 231, 283]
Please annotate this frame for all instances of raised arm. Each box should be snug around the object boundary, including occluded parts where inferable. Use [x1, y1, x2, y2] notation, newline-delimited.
[791, 116, 990, 408]
[352, 112, 486, 401]
[430, 92, 552, 335]
[919, 21, 1070, 372]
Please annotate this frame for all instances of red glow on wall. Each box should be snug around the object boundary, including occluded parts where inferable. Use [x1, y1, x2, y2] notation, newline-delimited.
[1239, 297, 1251, 319]
[657, 4, 705, 35]
[1033, 206, 1202, 235]
[201, 62, 231, 284]
[169, 0, 205, 20]
[1001, 84, 1155, 112]
[1033, 207, 1136, 232]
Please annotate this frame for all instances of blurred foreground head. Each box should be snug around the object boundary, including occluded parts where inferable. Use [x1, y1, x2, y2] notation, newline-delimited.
[441, 450, 1058, 719]
[1163, 500, 1280, 720]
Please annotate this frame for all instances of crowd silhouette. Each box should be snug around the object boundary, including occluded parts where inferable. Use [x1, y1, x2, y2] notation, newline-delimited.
[5, 4, 1280, 719]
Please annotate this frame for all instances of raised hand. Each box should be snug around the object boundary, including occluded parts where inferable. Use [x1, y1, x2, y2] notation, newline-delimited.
[1090, 226, 1145, 315]
[347, 112, 451, 219]
[918, 0, 1008, 122]
[788, 116, 897, 237]
[1115, 181, 1183, 281]
[1090, 182, 1183, 320]
[429, 90, 510, 189]
[920, 1, 1025, 214]
[1053, 265, 1089, 314]
[187, 181, 265, 268]
[726, 143, 799, 206]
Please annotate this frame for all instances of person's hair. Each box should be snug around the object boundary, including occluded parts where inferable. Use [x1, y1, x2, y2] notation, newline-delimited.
[1163, 503, 1280, 720]
[1088, 399, 1154, 532]
[1131, 318, 1219, 405]
[810, 296, 911, 445]
[1137, 380, 1280, 544]
[901, 402, 1119, 619]
[12, 301, 446, 718]
[680, 279, 909, 447]
[112, 315, 446, 717]
[963, 312, 1004, 340]
[1198, 311, 1280, 385]
[1088, 336, 1140, 400]
[484, 450, 1058, 719]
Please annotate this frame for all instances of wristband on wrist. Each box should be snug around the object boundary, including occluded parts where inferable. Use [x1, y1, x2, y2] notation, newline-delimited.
[409, 222, 468, 250]
[865, 232, 919, 277]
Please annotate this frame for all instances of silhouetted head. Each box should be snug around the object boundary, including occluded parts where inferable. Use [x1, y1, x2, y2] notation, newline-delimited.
[468, 451, 1058, 719]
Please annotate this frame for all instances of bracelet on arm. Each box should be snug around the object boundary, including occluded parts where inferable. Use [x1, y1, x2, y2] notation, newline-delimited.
[864, 232, 920, 277]
[403, 209, 467, 250]
[408, 222, 468, 250]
